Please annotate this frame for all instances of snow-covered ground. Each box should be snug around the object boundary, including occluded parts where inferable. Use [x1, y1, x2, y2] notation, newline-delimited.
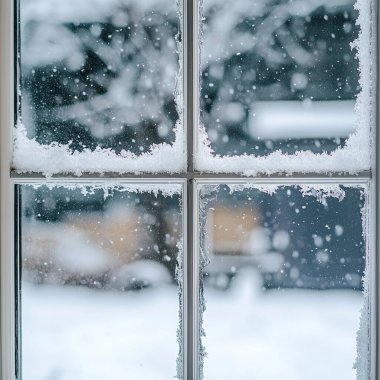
[203, 269, 363, 380]
[22, 283, 180, 380]
[22, 269, 363, 380]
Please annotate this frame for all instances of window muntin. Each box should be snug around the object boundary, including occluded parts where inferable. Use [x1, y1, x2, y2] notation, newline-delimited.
[196, 0, 374, 175]
[14, 0, 185, 175]
[20, 184, 183, 380]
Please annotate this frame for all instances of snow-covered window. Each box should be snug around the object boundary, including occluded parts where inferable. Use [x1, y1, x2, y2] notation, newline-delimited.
[0, 0, 377, 379]
[197, 0, 375, 175]
[14, 0, 185, 175]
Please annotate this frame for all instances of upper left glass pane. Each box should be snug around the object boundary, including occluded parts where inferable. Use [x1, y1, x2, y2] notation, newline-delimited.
[15, 0, 184, 175]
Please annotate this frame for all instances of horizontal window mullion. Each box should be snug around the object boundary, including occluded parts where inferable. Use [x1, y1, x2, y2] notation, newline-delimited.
[10, 170, 372, 182]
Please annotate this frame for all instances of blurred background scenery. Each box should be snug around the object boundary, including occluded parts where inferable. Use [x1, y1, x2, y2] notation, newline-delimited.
[20, 0, 180, 154]
[200, 185, 365, 379]
[19, 0, 365, 379]
[21, 185, 183, 380]
[20, 0, 359, 157]
[201, 0, 359, 156]
[21, 184, 366, 380]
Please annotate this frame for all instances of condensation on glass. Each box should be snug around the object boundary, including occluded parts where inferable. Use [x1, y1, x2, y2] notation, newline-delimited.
[200, 0, 360, 157]
[20, 184, 182, 380]
[19, 0, 181, 155]
[199, 184, 368, 380]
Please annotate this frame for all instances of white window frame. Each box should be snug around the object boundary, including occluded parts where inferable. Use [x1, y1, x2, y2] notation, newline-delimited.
[0, 0, 378, 379]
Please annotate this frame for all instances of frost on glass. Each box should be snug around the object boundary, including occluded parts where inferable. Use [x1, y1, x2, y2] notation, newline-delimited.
[199, 184, 369, 380]
[15, 0, 185, 175]
[197, 0, 375, 174]
[20, 184, 183, 380]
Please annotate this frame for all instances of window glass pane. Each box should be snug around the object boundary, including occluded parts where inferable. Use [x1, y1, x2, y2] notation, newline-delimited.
[197, 0, 373, 174]
[20, 184, 183, 379]
[199, 183, 368, 379]
[15, 0, 184, 174]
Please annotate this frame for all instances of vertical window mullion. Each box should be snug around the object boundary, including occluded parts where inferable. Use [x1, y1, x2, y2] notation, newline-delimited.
[184, 0, 199, 379]
[0, 0, 16, 378]
[375, 0, 380, 373]
[14, 185, 22, 380]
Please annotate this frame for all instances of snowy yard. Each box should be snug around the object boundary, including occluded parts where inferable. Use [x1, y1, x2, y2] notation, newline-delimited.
[22, 269, 363, 380]
[203, 270, 363, 380]
[22, 283, 180, 380]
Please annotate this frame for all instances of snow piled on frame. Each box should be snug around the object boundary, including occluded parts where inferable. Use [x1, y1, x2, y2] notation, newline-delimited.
[13, 122, 185, 176]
